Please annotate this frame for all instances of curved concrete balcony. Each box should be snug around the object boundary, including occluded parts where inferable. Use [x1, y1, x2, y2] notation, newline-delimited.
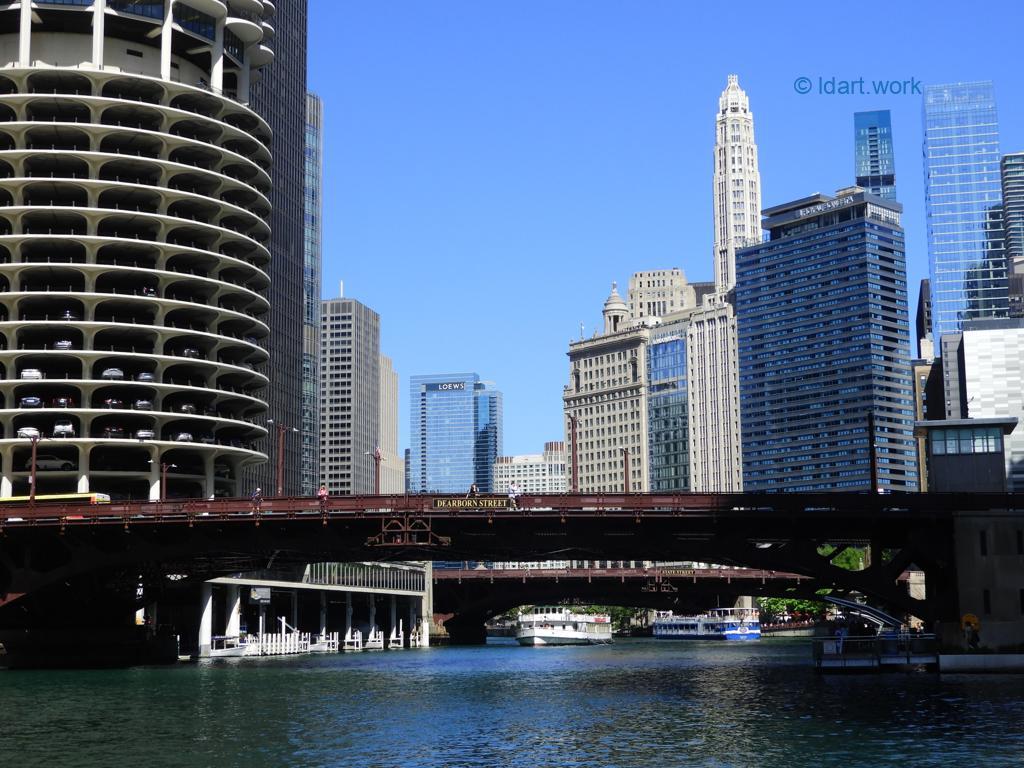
[0, 69, 272, 145]
[226, 15, 263, 44]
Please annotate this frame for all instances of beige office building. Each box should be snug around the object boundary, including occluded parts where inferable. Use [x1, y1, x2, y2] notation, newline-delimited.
[493, 441, 567, 494]
[378, 354, 403, 493]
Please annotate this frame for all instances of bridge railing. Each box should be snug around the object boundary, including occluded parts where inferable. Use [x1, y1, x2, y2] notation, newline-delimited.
[0, 490, 1017, 530]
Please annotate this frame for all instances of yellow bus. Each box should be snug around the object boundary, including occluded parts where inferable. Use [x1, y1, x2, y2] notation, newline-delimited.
[0, 493, 111, 505]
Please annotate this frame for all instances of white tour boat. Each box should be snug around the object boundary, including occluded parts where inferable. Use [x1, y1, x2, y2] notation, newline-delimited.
[516, 606, 613, 646]
[652, 607, 761, 641]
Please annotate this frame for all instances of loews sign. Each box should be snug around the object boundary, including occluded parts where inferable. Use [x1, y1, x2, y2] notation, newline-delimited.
[432, 497, 510, 509]
[427, 382, 467, 392]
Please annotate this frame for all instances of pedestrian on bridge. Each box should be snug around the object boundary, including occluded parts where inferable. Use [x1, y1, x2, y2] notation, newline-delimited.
[508, 482, 520, 510]
[466, 483, 479, 498]
[318, 484, 328, 506]
[251, 487, 263, 514]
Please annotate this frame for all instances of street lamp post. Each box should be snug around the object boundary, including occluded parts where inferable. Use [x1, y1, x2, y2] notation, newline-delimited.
[568, 414, 579, 493]
[268, 420, 298, 496]
[28, 434, 40, 505]
[364, 446, 382, 495]
[621, 446, 630, 494]
[161, 462, 176, 501]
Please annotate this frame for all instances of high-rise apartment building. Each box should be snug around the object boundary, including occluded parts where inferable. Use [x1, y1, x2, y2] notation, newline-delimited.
[736, 189, 918, 492]
[1003, 152, 1024, 272]
[319, 297, 380, 495]
[300, 92, 323, 495]
[492, 442, 567, 494]
[249, 0, 308, 496]
[854, 110, 897, 200]
[923, 82, 1007, 343]
[0, 1, 277, 500]
[712, 75, 762, 294]
[378, 355, 403, 493]
[564, 285, 649, 493]
[409, 373, 502, 493]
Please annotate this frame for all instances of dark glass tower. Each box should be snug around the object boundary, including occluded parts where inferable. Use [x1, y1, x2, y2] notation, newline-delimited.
[854, 110, 896, 200]
[923, 82, 1007, 344]
[300, 92, 323, 496]
[1003, 152, 1024, 272]
[736, 189, 918, 492]
[248, 0, 308, 495]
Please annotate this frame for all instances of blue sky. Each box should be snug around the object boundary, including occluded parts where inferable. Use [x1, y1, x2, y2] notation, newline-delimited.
[308, 1, 1024, 456]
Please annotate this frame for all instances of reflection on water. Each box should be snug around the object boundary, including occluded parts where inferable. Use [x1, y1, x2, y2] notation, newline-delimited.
[3, 639, 1023, 767]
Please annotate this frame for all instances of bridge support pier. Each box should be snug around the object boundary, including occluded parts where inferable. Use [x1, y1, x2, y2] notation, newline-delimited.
[345, 592, 353, 635]
[198, 583, 213, 658]
[225, 585, 240, 640]
[445, 613, 488, 645]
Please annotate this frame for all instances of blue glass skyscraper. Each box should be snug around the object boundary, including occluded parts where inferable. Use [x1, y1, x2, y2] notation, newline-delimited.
[736, 189, 918, 492]
[409, 373, 503, 493]
[646, 320, 690, 491]
[854, 110, 896, 200]
[923, 82, 1007, 343]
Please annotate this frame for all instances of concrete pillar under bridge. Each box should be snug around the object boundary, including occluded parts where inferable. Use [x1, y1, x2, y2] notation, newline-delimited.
[935, 514, 1024, 652]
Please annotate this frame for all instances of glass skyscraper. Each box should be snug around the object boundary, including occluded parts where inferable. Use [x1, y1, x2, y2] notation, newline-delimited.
[1003, 152, 1024, 271]
[647, 320, 690, 491]
[736, 189, 918, 492]
[923, 82, 1007, 344]
[855, 110, 896, 200]
[409, 374, 503, 493]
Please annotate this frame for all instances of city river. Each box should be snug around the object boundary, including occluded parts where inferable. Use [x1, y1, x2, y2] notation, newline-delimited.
[3, 639, 1023, 767]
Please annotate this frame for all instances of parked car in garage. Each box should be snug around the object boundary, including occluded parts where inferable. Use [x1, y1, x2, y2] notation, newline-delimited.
[16, 426, 41, 439]
[50, 395, 75, 408]
[174, 432, 194, 442]
[53, 339, 74, 350]
[133, 399, 153, 411]
[28, 454, 76, 471]
[100, 367, 125, 380]
[102, 397, 124, 409]
[134, 428, 155, 440]
[18, 396, 42, 408]
[136, 372, 156, 382]
[52, 420, 75, 438]
[20, 368, 43, 380]
[102, 426, 125, 439]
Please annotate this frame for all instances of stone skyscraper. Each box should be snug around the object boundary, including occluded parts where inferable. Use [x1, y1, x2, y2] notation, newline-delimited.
[685, 75, 759, 492]
[712, 75, 762, 294]
[319, 296, 380, 495]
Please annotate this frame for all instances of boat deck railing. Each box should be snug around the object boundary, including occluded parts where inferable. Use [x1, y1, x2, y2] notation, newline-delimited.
[812, 633, 938, 671]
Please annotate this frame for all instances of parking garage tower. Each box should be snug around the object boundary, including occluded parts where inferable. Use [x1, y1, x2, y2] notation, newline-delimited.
[0, 0, 276, 500]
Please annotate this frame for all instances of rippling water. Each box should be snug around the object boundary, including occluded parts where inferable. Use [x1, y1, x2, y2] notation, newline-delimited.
[3, 639, 1023, 767]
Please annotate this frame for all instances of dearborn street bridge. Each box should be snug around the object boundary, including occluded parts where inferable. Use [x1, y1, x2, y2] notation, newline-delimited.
[0, 490, 1022, 664]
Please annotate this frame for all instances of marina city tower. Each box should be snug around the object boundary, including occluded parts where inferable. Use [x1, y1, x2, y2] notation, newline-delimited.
[0, 1, 276, 501]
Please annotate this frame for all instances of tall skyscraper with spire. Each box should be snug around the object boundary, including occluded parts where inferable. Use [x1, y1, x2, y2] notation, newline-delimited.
[712, 75, 763, 293]
[685, 75, 760, 492]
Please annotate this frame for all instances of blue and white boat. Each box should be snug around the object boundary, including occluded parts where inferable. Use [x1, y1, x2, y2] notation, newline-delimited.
[652, 607, 761, 640]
